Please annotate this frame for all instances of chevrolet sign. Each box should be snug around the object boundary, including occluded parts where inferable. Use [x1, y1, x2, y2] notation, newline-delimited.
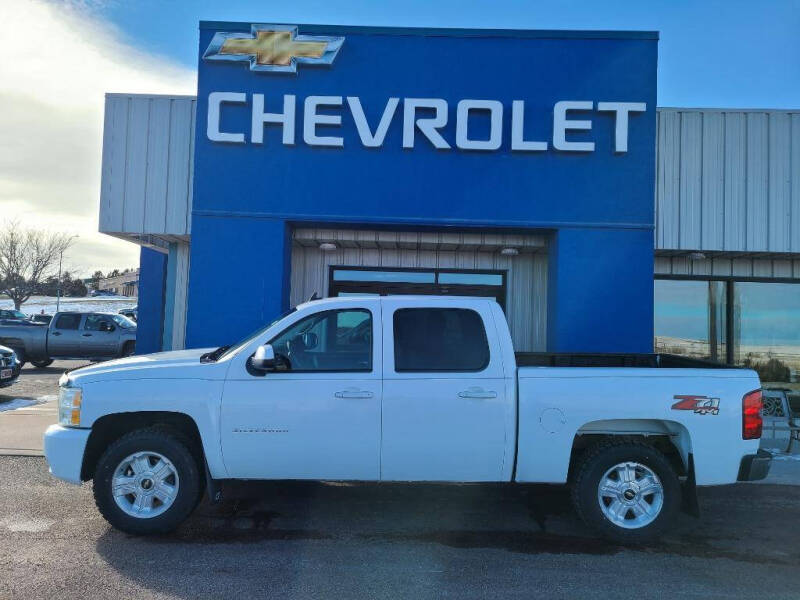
[206, 93, 647, 153]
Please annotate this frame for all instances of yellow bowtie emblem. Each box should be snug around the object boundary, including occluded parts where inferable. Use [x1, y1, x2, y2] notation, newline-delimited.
[204, 25, 345, 74]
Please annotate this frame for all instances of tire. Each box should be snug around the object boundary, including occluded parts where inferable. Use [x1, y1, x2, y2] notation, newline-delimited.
[31, 359, 53, 368]
[571, 441, 680, 543]
[121, 341, 136, 357]
[93, 428, 201, 535]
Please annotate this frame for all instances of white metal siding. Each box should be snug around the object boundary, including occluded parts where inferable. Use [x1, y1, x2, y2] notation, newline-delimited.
[99, 94, 195, 237]
[656, 109, 800, 253]
[290, 229, 548, 352]
[98, 96, 799, 259]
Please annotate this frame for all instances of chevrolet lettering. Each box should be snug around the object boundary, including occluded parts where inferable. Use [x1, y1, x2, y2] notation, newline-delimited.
[207, 93, 647, 152]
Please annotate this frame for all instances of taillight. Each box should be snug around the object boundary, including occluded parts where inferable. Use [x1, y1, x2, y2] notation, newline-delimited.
[742, 389, 763, 440]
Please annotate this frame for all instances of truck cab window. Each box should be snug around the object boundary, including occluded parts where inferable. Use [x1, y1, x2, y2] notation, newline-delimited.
[84, 315, 113, 331]
[54, 314, 81, 330]
[393, 308, 489, 372]
[268, 309, 372, 372]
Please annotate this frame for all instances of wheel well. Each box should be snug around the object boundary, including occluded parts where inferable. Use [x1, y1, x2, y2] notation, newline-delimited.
[568, 433, 687, 481]
[81, 411, 203, 481]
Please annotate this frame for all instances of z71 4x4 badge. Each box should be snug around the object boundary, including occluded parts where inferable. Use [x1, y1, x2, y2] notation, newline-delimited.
[671, 395, 720, 415]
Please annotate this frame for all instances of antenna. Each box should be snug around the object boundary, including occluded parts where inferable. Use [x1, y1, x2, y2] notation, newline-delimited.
[308, 292, 320, 301]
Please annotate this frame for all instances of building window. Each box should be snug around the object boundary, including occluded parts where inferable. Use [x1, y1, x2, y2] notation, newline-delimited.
[654, 280, 727, 362]
[655, 278, 800, 387]
[329, 267, 507, 309]
[733, 282, 800, 387]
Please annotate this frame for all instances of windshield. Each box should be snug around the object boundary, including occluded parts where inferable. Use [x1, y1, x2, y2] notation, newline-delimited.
[111, 314, 136, 329]
[217, 308, 297, 360]
[1, 310, 26, 319]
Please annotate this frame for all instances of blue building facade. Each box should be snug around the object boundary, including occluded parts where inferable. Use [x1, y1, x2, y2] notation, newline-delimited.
[170, 23, 658, 353]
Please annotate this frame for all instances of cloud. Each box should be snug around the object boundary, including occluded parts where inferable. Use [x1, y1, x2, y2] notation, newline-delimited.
[0, 0, 196, 276]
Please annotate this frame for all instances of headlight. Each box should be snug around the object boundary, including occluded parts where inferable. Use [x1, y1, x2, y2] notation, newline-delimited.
[59, 386, 82, 427]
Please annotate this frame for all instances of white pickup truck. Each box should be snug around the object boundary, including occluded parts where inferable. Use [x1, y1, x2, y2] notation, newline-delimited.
[44, 296, 770, 542]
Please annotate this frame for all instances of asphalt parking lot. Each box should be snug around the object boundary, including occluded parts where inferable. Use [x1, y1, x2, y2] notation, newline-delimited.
[1, 362, 800, 599]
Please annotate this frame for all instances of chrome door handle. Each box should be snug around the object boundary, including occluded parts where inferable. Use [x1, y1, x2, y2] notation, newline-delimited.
[458, 388, 498, 399]
[82, 333, 92, 337]
[335, 389, 374, 399]
[52, 332, 61, 336]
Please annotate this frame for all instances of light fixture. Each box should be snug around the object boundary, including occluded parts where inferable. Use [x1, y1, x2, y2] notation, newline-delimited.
[687, 252, 706, 261]
[319, 242, 337, 251]
[500, 247, 519, 256]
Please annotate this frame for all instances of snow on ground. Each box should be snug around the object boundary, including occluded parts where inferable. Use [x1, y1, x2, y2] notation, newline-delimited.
[0, 295, 136, 316]
[0, 397, 48, 413]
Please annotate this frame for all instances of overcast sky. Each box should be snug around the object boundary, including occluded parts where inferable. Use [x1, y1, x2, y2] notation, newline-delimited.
[1, 0, 797, 277]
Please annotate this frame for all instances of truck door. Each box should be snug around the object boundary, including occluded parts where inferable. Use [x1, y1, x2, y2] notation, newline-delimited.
[82, 314, 120, 358]
[48, 313, 84, 357]
[380, 299, 511, 482]
[220, 301, 382, 480]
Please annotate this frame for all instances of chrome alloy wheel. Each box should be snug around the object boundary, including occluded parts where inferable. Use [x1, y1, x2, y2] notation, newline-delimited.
[111, 451, 180, 519]
[597, 461, 664, 529]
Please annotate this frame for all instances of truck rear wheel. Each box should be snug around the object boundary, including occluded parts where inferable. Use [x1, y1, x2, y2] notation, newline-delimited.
[31, 359, 53, 368]
[571, 441, 680, 543]
[93, 428, 201, 535]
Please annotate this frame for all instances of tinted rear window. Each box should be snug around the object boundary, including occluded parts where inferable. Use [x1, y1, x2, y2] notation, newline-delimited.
[393, 308, 489, 372]
[55, 314, 81, 330]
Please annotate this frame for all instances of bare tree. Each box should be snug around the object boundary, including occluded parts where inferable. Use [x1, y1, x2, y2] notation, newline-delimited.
[0, 222, 75, 309]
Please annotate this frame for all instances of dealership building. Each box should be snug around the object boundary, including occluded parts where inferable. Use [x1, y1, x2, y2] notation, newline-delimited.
[98, 22, 800, 385]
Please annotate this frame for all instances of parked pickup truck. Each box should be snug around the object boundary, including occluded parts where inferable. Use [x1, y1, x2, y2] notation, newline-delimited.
[0, 312, 137, 368]
[43, 296, 769, 542]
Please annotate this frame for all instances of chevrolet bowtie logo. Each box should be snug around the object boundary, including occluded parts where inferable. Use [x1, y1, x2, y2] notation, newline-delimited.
[203, 24, 344, 73]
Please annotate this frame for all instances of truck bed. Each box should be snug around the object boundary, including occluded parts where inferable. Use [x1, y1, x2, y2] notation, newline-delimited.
[515, 352, 734, 369]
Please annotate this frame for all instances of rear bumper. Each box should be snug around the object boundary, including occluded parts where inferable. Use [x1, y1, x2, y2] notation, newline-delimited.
[43, 424, 91, 485]
[737, 449, 772, 482]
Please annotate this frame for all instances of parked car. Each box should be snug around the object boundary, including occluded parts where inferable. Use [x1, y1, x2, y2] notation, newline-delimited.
[0, 344, 21, 388]
[0, 312, 136, 367]
[90, 290, 116, 297]
[0, 309, 28, 324]
[119, 308, 137, 322]
[43, 296, 768, 542]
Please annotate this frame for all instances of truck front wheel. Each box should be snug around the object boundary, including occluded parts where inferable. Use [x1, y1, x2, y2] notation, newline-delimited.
[93, 428, 201, 535]
[571, 442, 680, 543]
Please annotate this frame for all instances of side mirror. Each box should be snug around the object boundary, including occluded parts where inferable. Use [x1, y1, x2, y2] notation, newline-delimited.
[251, 344, 277, 371]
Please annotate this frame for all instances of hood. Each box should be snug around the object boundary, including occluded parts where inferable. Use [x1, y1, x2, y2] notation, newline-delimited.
[64, 347, 226, 385]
